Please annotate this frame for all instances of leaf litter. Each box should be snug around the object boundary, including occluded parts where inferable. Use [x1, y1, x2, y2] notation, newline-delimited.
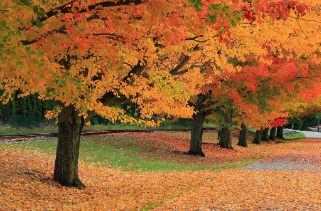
[1, 131, 321, 210]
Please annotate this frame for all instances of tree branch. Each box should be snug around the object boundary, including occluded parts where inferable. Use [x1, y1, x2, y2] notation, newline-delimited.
[36, 0, 145, 26]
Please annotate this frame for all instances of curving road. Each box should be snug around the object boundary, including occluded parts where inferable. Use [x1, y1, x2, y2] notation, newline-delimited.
[284, 128, 321, 139]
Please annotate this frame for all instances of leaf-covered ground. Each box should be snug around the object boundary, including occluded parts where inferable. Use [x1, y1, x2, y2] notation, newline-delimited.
[1, 131, 321, 210]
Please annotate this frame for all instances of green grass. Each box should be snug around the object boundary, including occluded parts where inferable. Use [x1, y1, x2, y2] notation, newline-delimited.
[0, 125, 58, 135]
[2, 132, 267, 172]
[3, 136, 208, 172]
[283, 132, 305, 140]
[0, 122, 217, 135]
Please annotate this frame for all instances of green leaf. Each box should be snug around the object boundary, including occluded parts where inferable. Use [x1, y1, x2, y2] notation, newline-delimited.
[231, 20, 236, 27]
[18, 20, 25, 27]
[38, 51, 45, 57]
[36, 18, 44, 28]
[20, 0, 32, 6]
[33, 6, 39, 13]
[0, 20, 6, 27]
[38, 7, 46, 17]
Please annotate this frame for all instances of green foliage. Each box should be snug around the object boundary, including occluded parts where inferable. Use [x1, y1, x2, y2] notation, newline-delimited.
[289, 117, 303, 130]
[289, 113, 319, 130]
[0, 92, 56, 118]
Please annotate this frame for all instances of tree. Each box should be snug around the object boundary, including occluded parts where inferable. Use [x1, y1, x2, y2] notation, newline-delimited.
[185, 0, 321, 152]
[269, 127, 277, 141]
[261, 128, 269, 141]
[2, 0, 249, 187]
[237, 123, 248, 147]
[252, 128, 263, 144]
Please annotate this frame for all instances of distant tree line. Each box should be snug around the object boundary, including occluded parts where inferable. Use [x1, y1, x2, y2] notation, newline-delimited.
[0, 90, 57, 118]
[287, 113, 320, 130]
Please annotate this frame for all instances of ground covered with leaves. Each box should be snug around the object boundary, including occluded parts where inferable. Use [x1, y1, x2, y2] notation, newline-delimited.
[1, 131, 321, 210]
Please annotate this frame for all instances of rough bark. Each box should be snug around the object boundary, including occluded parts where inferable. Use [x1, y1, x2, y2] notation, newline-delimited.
[219, 112, 233, 149]
[188, 111, 205, 157]
[237, 123, 248, 147]
[53, 105, 85, 189]
[269, 127, 276, 141]
[261, 128, 270, 141]
[276, 126, 284, 139]
[252, 128, 263, 144]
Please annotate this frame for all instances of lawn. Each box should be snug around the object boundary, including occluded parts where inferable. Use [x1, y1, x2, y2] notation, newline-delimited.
[1, 130, 321, 210]
[0, 120, 203, 135]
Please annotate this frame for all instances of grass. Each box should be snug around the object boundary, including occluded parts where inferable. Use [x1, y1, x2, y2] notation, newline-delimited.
[0, 125, 58, 135]
[1, 126, 306, 173]
[0, 122, 216, 135]
[2, 130, 268, 172]
[283, 132, 305, 140]
[4, 136, 208, 172]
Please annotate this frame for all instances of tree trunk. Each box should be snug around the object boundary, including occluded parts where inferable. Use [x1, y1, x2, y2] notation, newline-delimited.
[188, 111, 205, 157]
[276, 126, 284, 139]
[252, 128, 263, 144]
[219, 112, 233, 149]
[237, 123, 248, 147]
[53, 105, 85, 188]
[261, 128, 269, 141]
[269, 127, 276, 141]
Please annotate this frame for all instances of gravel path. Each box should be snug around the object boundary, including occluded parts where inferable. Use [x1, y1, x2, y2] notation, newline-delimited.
[244, 161, 321, 172]
[284, 128, 321, 139]
[0, 137, 56, 144]
[245, 130, 321, 172]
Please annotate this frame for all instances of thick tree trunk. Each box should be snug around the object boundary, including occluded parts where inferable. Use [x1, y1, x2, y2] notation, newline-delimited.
[261, 128, 269, 141]
[219, 112, 233, 149]
[188, 111, 205, 157]
[53, 105, 85, 188]
[269, 127, 276, 141]
[276, 126, 284, 139]
[252, 128, 263, 144]
[237, 123, 248, 147]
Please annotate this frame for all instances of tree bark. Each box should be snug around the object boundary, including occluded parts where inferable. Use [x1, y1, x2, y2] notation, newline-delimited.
[237, 123, 248, 147]
[53, 105, 85, 188]
[261, 128, 269, 141]
[252, 128, 263, 144]
[269, 127, 276, 141]
[188, 111, 205, 157]
[276, 126, 284, 139]
[219, 112, 233, 149]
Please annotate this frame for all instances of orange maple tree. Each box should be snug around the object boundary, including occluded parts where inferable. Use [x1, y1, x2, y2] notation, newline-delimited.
[183, 0, 321, 154]
[0, 0, 248, 187]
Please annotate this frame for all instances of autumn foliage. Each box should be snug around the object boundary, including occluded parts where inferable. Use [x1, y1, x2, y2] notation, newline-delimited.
[1, 0, 321, 188]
